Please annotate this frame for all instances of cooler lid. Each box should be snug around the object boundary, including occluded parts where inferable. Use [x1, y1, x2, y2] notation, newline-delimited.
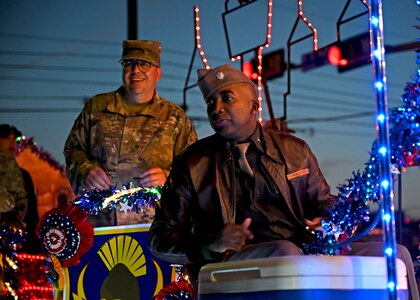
[199, 255, 407, 282]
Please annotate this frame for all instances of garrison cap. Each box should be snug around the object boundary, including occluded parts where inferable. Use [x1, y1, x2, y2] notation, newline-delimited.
[197, 64, 255, 100]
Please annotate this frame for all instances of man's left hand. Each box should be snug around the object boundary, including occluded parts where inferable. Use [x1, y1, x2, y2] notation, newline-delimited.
[135, 167, 167, 187]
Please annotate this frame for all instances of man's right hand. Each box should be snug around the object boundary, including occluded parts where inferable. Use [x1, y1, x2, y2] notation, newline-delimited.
[85, 166, 111, 191]
[209, 218, 254, 253]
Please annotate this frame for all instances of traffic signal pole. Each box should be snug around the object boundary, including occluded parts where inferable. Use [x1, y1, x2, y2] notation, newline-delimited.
[127, 0, 138, 39]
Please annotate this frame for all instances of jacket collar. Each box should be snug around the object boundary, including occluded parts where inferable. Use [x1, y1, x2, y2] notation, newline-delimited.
[217, 124, 284, 170]
[106, 86, 161, 117]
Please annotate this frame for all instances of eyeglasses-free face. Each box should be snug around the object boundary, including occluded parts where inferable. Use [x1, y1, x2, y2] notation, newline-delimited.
[121, 59, 157, 72]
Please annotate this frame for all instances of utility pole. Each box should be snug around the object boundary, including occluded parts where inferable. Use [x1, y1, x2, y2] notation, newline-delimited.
[127, 0, 138, 39]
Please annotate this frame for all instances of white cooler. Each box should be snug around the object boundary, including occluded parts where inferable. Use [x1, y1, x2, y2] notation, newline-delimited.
[198, 255, 408, 300]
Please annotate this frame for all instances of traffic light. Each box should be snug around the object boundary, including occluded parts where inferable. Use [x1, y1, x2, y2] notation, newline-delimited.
[335, 32, 371, 73]
[301, 45, 331, 72]
[242, 61, 259, 82]
[242, 48, 285, 81]
[261, 49, 285, 80]
[301, 32, 371, 73]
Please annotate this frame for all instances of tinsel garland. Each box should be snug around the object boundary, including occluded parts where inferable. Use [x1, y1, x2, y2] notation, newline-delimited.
[389, 79, 420, 169]
[1, 229, 54, 299]
[16, 253, 54, 299]
[17, 135, 66, 176]
[305, 51, 420, 254]
[0, 226, 25, 299]
[73, 184, 162, 216]
[0, 226, 25, 258]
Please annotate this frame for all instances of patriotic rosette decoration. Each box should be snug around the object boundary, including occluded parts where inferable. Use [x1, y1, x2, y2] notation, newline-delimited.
[37, 205, 94, 267]
[37, 205, 94, 291]
[41, 213, 80, 262]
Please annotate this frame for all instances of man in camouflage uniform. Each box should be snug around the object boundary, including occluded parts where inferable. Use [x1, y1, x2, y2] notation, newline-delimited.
[64, 40, 197, 226]
[0, 125, 27, 229]
[0, 134, 27, 300]
[0, 154, 27, 228]
[0, 124, 40, 254]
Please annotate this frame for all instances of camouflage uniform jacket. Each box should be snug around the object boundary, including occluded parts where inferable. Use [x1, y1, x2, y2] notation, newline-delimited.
[0, 153, 27, 225]
[64, 86, 198, 196]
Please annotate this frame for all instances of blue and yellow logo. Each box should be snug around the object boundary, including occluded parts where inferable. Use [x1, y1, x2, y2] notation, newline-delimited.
[63, 225, 172, 300]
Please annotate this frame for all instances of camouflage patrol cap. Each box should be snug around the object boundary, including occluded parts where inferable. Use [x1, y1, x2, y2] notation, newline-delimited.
[197, 64, 255, 100]
[120, 40, 162, 66]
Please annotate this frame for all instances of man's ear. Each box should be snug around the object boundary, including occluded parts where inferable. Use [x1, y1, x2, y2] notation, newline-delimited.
[156, 67, 162, 81]
[251, 100, 259, 114]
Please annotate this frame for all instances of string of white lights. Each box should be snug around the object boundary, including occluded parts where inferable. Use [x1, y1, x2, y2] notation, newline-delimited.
[298, 0, 318, 51]
[194, 6, 210, 70]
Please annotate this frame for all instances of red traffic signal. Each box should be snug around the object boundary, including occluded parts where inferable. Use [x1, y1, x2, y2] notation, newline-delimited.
[242, 48, 285, 81]
[335, 32, 371, 73]
[242, 61, 259, 81]
[327, 45, 348, 67]
[302, 32, 371, 72]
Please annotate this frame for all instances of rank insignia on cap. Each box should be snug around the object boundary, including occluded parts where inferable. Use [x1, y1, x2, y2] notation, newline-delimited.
[216, 72, 225, 80]
[197, 64, 255, 100]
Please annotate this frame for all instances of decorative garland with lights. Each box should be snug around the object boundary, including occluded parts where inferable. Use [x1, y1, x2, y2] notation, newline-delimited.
[0, 227, 55, 299]
[72, 184, 162, 216]
[0, 226, 25, 299]
[194, 6, 210, 70]
[229, 0, 273, 123]
[305, 49, 420, 255]
[17, 135, 66, 176]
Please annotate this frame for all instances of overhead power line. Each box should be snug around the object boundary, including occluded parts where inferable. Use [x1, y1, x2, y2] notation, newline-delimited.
[295, 127, 376, 138]
[287, 111, 374, 123]
[0, 75, 117, 86]
[0, 49, 117, 59]
[0, 63, 118, 72]
[0, 95, 86, 101]
[0, 33, 119, 46]
[0, 33, 224, 61]
[0, 50, 197, 70]
[0, 108, 81, 113]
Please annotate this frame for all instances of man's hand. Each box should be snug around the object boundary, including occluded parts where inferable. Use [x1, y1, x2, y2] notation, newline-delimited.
[305, 217, 323, 231]
[85, 166, 111, 191]
[135, 167, 167, 188]
[209, 218, 254, 253]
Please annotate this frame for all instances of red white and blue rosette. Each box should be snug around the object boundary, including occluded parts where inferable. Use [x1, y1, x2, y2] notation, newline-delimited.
[37, 205, 93, 267]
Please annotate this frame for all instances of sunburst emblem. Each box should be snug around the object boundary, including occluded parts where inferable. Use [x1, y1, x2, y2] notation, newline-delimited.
[72, 234, 165, 299]
[98, 235, 147, 277]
